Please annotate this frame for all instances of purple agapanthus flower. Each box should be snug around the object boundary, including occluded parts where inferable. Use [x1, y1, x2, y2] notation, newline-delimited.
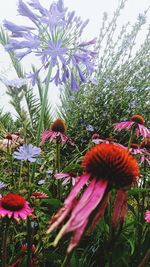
[14, 144, 41, 162]
[4, 0, 97, 91]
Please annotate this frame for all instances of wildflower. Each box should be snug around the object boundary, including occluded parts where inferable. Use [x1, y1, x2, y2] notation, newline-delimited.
[114, 115, 150, 138]
[91, 133, 100, 145]
[92, 136, 125, 149]
[140, 138, 150, 165]
[55, 172, 80, 186]
[0, 181, 7, 190]
[41, 118, 74, 145]
[0, 193, 32, 220]
[145, 210, 150, 223]
[4, 0, 96, 90]
[31, 192, 48, 199]
[86, 124, 94, 132]
[14, 144, 41, 162]
[0, 133, 24, 151]
[1, 77, 27, 88]
[47, 144, 139, 253]
[129, 143, 144, 155]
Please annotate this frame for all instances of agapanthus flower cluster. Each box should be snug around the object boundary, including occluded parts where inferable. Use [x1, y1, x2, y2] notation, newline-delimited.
[47, 143, 139, 253]
[4, 0, 97, 90]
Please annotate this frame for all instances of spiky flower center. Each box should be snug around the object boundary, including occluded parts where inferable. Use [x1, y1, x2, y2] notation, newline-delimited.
[140, 138, 150, 149]
[82, 144, 139, 188]
[130, 143, 139, 149]
[51, 119, 66, 134]
[1, 194, 25, 211]
[130, 115, 144, 125]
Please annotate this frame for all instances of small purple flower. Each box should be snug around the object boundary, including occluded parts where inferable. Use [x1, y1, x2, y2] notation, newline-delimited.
[14, 144, 41, 162]
[1, 78, 27, 88]
[0, 181, 7, 190]
[4, 0, 97, 91]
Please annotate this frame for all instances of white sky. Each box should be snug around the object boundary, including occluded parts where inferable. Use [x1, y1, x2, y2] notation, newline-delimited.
[0, 0, 149, 117]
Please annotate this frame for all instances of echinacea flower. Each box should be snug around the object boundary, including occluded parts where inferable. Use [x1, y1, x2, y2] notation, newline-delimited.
[4, 0, 97, 90]
[129, 143, 145, 155]
[114, 115, 150, 138]
[0, 133, 24, 151]
[47, 143, 139, 253]
[55, 172, 80, 186]
[145, 210, 150, 223]
[0, 193, 32, 220]
[31, 192, 48, 199]
[41, 118, 74, 145]
[14, 144, 41, 162]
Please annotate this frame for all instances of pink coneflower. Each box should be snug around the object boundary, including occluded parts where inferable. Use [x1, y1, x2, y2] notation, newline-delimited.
[0, 133, 24, 151]
[129, 143, 145, 155]
[0, 194, 32, 220]
[41, 118, 74, 145]
[31, 192, 48, 199]
[47, 144, 139, 253]
[114, 115, 150, 138]
[55, 172, 80, 186]
[92, 136, 125, 149]
[145, 210, 150, 223]
[140, 138, 150, 165]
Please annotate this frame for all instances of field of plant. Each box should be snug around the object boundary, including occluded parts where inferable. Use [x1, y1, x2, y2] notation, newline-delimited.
[0, 0, 149, 266]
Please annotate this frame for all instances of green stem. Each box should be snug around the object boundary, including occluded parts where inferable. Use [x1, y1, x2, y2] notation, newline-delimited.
[128, 127, 134, 148]
[61, 252, 73, 267]
[56, 140, 61, 199]
[27, 217, 32, 267]
[2, 218, 11, 267]
[31, 64, 52, 182]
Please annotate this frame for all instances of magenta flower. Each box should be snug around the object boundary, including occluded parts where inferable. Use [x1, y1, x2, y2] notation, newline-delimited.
[129, 143, 145, 155]
[31, 192, 48, 199]
[41, 118, 74, 145]
[145, 210, 150, 223]
[114, 114, 150, 138]
[140, 138, 150, 165]
[47, 144, 139, 253]
[0, 194, 32, 220]
[55, 172, 80, 186]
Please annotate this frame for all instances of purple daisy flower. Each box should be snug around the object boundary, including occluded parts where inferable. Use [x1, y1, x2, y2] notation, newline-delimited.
[4, 0, 97, 91]
[0, 181, 7, 190]
[14, 144, 41, 162]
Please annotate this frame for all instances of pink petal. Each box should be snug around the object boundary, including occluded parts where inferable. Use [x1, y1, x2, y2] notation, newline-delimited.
[112, 189, 128, 227]
[64, 174, 90, 206]
[67, 218, 88, 253]
[55, 173, 69, 179]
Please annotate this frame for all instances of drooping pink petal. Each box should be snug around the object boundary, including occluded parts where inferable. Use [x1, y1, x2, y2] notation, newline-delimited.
[47, 199, 76, 234]
[55, 173, 69, 179]
[64, 174, 90, 206]
[112, 189, 128, 227]
[88, 191, 111, 233]
[67, 218, 88, 253]
[66, 179, 108, 232]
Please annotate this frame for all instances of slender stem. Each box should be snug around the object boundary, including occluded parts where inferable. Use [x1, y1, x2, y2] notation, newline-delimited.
[27, 217, 32, 267]
[128, 127, 134, 148]
[61, 252, 73, 267]
[2, 218, 11, 267]
[31, 64, 52, 182]
[137, 248, 150, 267]
[56, 140, 61, 199]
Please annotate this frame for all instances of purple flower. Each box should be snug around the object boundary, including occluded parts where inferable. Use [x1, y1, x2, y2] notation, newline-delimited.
[1, 78, 27, 88]
[14, 144, 41, 162]
[0, 181, 7, 190]
[4, 0, 97, 91]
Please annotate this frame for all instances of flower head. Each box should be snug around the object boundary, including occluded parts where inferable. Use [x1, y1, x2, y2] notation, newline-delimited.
[41, 118, 74, 145]
[47, 144, 139, 252]
[114, 115, 150, 138]
[0, 133, 24, 151]
[55, 172, 80, 186]
[31, 192, 48, 199]
[0, 181, 7, 190]
[145, 210, 150, 223]
[129, 143, 144, 155]
[0, 193, 32, 220]
[4, 0, 97, 90]
[14, 144, 41, 162]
